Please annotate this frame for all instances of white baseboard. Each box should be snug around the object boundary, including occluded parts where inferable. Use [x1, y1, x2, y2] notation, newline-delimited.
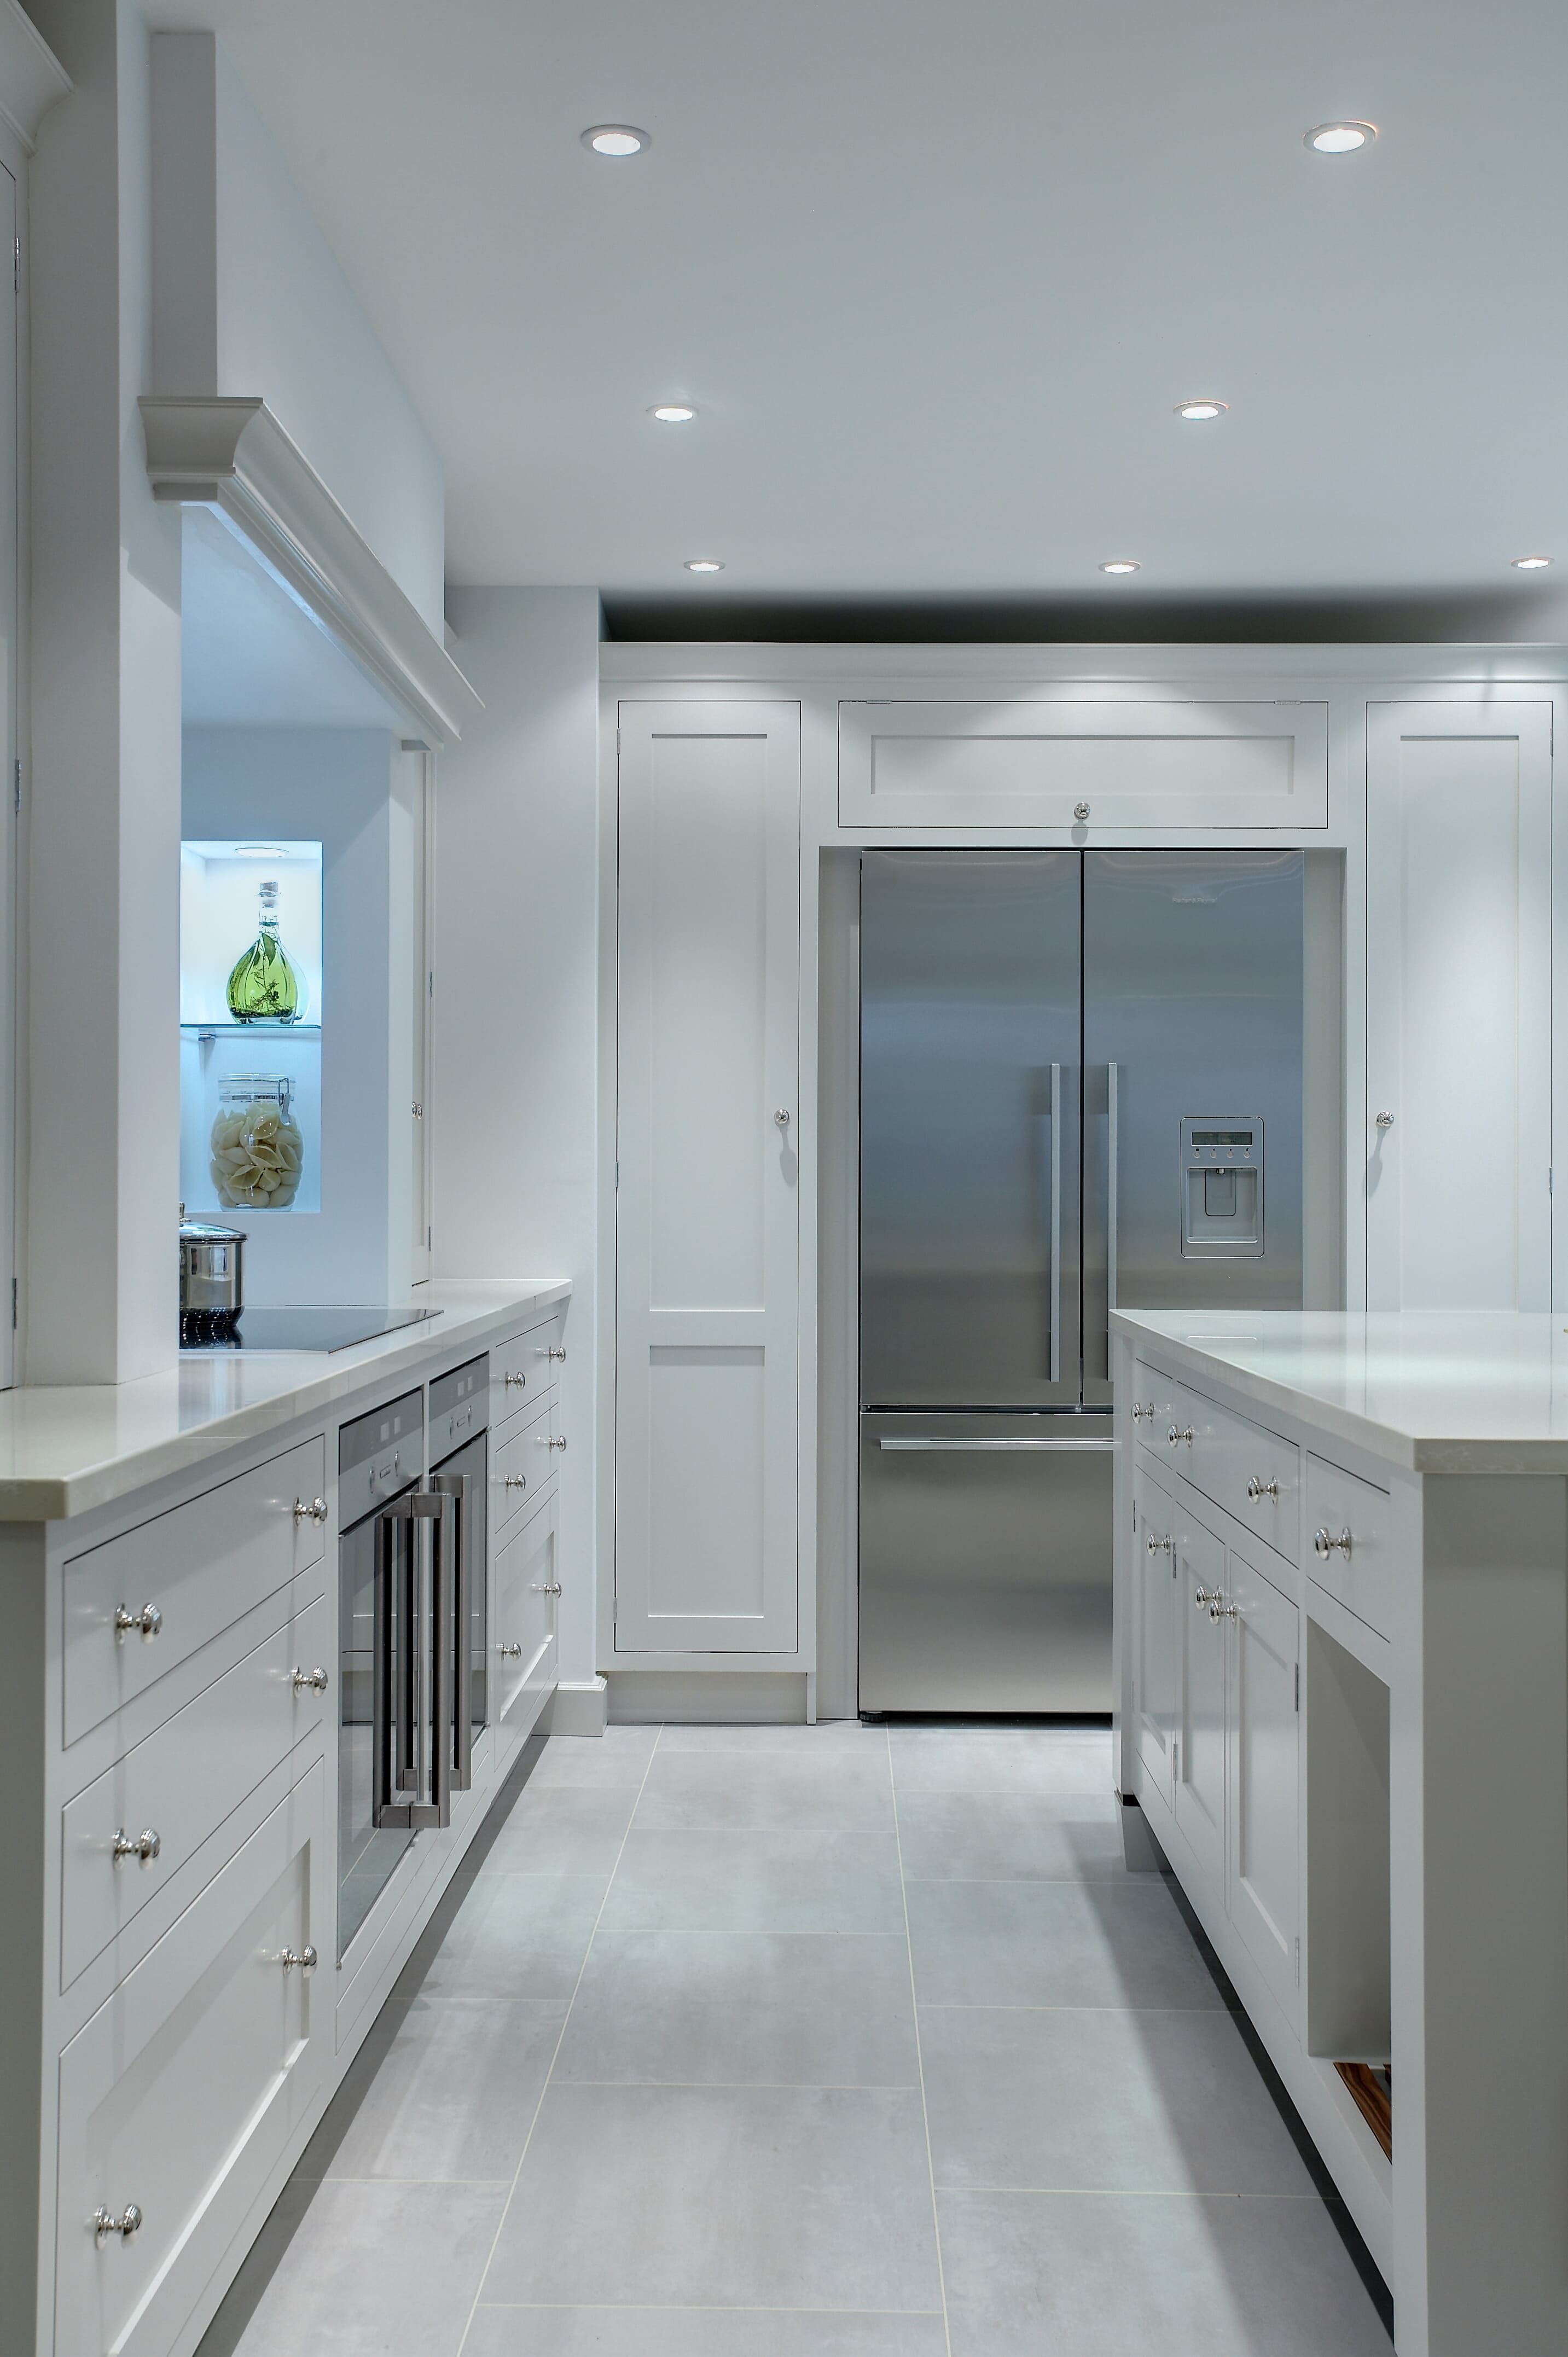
[537, 1677, 609, 1737]
[607, 1669, 809, 1724]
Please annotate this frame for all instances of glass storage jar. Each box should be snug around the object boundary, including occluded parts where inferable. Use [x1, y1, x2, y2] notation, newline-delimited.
[209, 1073, 305, 1210]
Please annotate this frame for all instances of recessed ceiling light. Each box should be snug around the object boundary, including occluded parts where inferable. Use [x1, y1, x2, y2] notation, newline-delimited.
[1099, 560, 1141, 575]
[1512, 554, 1553, 570]
[1305, 121, 1377, 154]
[1175, 399, 1228, 421]
[649, 403, 696, 422]
[581, 124, 650, 157]
[684, 558, 725, 573]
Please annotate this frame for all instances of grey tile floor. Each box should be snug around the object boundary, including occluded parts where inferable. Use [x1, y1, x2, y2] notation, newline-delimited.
[198, 1722, 1392, 2357]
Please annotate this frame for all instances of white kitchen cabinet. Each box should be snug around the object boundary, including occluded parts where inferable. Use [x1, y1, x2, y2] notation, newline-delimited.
[493, 1482, 559, 1732]
[1365, 700, 1552, 1311]
[837, 698, 1329, 830]
[1172, 1496, 1228, 1888]
[56, 1758, 327, 2357]
[1131, 1455, 1178, 1808]
[1226, 1537, 1301, 2023]
[613, 701, 801, 1654]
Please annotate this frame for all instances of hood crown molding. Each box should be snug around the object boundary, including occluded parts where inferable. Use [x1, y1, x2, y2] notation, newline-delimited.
[0, 0, 68, 150]
[140, 394, 480, 745]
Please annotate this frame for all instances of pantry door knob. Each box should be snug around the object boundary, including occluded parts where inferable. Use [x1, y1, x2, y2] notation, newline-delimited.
[1375, 1111, 1395, 1130]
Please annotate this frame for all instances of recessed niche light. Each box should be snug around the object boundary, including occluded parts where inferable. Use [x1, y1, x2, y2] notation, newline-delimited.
[1099, 559, 1141, 575]
[684, 558, 725, 573]
[1175, 399, 1228, 421]
[233, 844, 292, 858]
[1512, 554, 1553, 570]
[581, 124, 649, 157]
[650, 403, 696, 422]
[1305, 121, 1377, 154]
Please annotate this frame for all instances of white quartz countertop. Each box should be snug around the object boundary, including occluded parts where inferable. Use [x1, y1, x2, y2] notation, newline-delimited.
[1111, 1308, 1568, 1476]
[0, 1281, 570, 1521]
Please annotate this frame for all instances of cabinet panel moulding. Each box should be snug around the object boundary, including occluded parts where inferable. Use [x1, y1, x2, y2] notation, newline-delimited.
[139, 395, 481, 747]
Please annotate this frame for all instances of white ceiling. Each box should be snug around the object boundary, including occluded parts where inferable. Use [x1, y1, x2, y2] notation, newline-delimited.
[181, 508, 403, 727]
[150, 0, 1568, 620]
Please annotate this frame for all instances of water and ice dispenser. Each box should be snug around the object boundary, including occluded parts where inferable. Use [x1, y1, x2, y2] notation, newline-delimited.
[1181, 1118, 1264, 1256]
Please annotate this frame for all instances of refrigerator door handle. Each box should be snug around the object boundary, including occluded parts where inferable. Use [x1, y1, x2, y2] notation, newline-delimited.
[1106, 1060, 1119, 1315]
[1048, 1061, 1062, 1384]
[878, 1435, 1116, 1452]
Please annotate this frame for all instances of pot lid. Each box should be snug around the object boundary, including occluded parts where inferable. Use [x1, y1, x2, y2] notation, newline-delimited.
[179, 1220, 248, 1245]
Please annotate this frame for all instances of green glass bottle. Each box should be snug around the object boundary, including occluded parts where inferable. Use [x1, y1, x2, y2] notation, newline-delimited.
[225, 879, 301, 1024]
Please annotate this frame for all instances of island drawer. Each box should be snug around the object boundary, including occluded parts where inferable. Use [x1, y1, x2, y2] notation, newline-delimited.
[494, 1490, 558, 1727]
[56, 1759, 326, 2357]
[1305, 1454, 1395, 1638]
[1163, 1384, 1300, 1566]
[62, 1437, 328, 1748]
[1128, 1359, 1183, 1457]
[61, 1587, 330, 1989]
[491, 1308, 565, 1427]
[491, 1395, 556, 1539]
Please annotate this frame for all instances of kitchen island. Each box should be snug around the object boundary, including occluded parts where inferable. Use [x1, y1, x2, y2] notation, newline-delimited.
[0, 1280, 571, 2357]
[1111, 1309, 1568, 2357]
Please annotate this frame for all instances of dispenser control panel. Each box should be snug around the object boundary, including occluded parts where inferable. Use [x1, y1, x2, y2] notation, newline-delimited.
[1180, 1117, 1264, 1257]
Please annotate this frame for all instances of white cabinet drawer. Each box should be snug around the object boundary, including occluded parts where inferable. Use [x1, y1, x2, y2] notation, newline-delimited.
[1129, 1360, 1183, 1458]
[63, 1438, 328, 1748]
[61, 1588, 330, 1989]
[1166, 1384, 1299, 1565]
[494, 1495, 557, 1726]
[1306, 1455, 1395, 1639]
[491, 1396, 555, 1539]
[491, 1310, 565, 1430]
[56, 1759, 326, 2357]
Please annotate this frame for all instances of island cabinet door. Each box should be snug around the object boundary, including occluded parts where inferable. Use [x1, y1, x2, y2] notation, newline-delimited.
[56, 1759, 327, 2357]
[614, 702, 802, 1654]
[1173, 1502, 1227, 1890]
[1225, 1543, 1302, 2028]
[1132, 1458, 1179, 1808]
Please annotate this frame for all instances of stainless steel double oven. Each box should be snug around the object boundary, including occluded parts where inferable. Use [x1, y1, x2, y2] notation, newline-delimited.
[337, 1357, 490, 1959]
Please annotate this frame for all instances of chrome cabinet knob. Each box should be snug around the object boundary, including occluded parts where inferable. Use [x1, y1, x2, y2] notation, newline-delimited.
[502, 1473, 528, 1493]
[293, 1497, 328, 1524]
[112, 1828, 161, 1866]
[93, 2203, 142, 2243]
[531, 1580, 563, 1595]
[1073, 800, 1091, 822]
[113, 1602, 162, 1641]
[1146, 1532, 1172, 1555]
[291, 1665, 329, 1693]
[544, 1345, 567, 1362]
[1168, 1425, 1193, 1447]
[545, 1435, 567, 1452]
[1246, 1476, 1279, 1502]
[280, 1944, 318, 1972]
[504, 1370, 528, 1389]
[1193, 1584, 1218, 1610]
[1374, 1110, 1395, 1130]
[1211, 1597, 1240, 1621]
[774, 1108, 791, 1127]
[411, 1102, 423, 1119]
[1131, 1402, 1156, 1423]
[498, 1641, 523, 1660]
[1314, 1525, 1354, 1559]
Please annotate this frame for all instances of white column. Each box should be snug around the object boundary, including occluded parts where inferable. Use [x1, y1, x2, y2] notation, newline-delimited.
[27, 0, 182, 1381]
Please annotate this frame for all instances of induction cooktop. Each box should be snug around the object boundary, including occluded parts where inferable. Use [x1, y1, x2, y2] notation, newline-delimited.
[181, 1305, 444, 1354]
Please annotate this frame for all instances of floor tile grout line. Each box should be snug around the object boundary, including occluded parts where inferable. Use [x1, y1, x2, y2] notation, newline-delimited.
[452, 1720, 666, 2357]
[889, 1726, 955, 2357]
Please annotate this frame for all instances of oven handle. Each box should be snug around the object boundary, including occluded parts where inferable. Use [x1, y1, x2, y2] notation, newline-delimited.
[374, 1489, 457, 1831]
[431, 1470, 473, 1792]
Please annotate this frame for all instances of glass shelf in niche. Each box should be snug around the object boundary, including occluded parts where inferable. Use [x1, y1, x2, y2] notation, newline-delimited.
[180, 842, 323, 1217]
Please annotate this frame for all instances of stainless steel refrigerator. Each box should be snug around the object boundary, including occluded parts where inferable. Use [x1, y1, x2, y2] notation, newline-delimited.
[858, 849, 1305, 1715]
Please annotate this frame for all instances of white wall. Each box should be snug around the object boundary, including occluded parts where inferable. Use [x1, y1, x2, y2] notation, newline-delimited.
[150, 29, 444, 635]
[433, 588, 601, 1691]
[27, 0, 182, 1382]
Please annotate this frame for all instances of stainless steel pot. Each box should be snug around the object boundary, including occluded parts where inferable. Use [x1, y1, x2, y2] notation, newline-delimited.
[179, 1216, 247, 1342]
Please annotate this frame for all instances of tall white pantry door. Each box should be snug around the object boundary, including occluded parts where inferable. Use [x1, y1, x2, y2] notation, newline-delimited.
[1365, 701, 1553, 1310]
[614, 703, 801, 1652]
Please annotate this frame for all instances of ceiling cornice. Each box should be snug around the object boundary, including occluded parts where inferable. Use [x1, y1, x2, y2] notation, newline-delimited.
[0, 0, 68, 150]
[140, 394, 481, 746]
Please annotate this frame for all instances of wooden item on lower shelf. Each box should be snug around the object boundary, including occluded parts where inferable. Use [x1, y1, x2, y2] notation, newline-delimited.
[1336, 2061, 1392, 2160]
